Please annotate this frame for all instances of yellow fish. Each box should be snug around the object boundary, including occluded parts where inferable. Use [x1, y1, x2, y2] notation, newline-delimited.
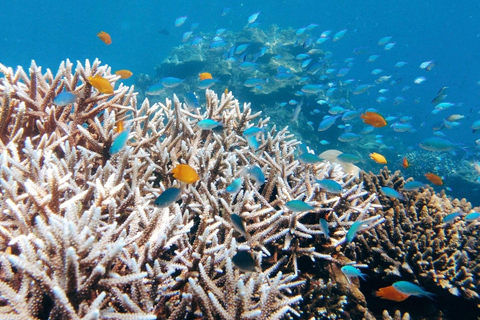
[370, 152, 387, 164]
[87, 75, 114, 94]
[115, 70, 133, 79]
[171, 164, 199, 183]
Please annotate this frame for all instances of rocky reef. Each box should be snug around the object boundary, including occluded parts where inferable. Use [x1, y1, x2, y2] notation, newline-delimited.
[0, 60, 479, 319]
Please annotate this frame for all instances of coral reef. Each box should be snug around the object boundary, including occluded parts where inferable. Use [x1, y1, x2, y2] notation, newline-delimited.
[0, 60, 383, 319]
[1, 60, 479, 320]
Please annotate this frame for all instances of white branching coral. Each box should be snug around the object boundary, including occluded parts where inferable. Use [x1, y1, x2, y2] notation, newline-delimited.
[0, 60, 382, 319]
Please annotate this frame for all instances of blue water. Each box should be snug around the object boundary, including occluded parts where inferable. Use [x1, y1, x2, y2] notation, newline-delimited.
[2, 0, 480, 204]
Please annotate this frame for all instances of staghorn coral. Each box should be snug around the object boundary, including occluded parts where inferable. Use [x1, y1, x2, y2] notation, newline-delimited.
[0, 60, 386, 319]
[348, 168, 480, 304]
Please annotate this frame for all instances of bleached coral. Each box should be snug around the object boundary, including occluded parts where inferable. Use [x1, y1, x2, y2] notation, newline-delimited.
[0, 60, 383, 319]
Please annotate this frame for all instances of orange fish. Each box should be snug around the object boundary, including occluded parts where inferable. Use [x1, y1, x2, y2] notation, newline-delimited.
[115, 70, 133, 79]
[199, 72, 213, 81]
[224, 88, 229, 95]
[361, 111, 387, 128]
[87, 75, 114, 94]
[172, 164, 199, 184]
[97, 31, 112, 45]
[374, 286, 410, 302]
[425, 172, 443, 186]
[402, 157, 410, 169]
[370, 152, 387, 164]
[116, 120, 124, 133]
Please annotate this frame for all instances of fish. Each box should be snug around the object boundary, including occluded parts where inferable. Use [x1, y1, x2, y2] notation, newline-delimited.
[414, 76, 427, 84]
[361, 111, 387, 127]
[465, 212, 480, 222]
[299, 153, 322, 164]
[337, 153, 362, 164]
[247, 12, 260, 24]
[319, 218, 329, 239]
[443, 212, 462, 224]
[246, 135, 259, 151]
[425, 173, 443, 186]
[316, 179, 343, 194]
[332, 29, 347, 41]
[402, 157, 410, 169]
[374, 286, 410, 302]
[346, 220, 366, 242]
[446, 114, 464, 122]
[230, 214, 249, 238]
[226, 177, 243, 194]
[378, 36, 392, 45]
[370, 152, 387, 164]
[392, 281, 435, 300]
[472, 120, 480, 133]
[199, 72, 213, 81]
[338, 132, 360, 142]
[232, 251, 257, 272]
[174, 16, 187, 27]
[419, 137, 456, 151]
[145, 83, 165, 96]
[341, 266, 367, 281]
[243, 127, 265, 137]
[115, 70, 133, 79]
[154, 187, 182, 208]
[384, 42, 396, 50]
[318, 116, 339, 131]
[353, 84, 375, 95]
[381, 187, 405, 200]
[161, 77, 184, 88]
[115, 120, 124, 133]
[97, 31, 112, 45]
[109, 128, 130, 154]
[87, 75, 114, 94]
[285, 200, 315, 212]
[184, 92, 199, 109]
[199, 78, 218, 89]
[171, 164, 199, 184]
[197, 119, 222, 130]
[403, 181, 427, 191]
[244, 165, 265, 185]
[420, 60, 436, 71]
[53, 92, 77, 106]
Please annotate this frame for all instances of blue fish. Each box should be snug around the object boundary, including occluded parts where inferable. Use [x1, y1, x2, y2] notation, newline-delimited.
[146, 83, 165, 96]
[247, 11, 260, 24]
[161, 77, 184, 88]
[53, 92, 77, 106]
[319, 218, 329, 239]
[198, 119, 222, 130]
[199, 78, 218, 89]
[318, 116, 339, 131]
[154, 187, 182, 208]
[419, 137, 456, 152]
[392, 281, 435, 300]
[341, 266, 367, 280]
[465, 212, 480, 222]
[243, 126, 265, 137]
[285, 200, 315, 212]
[184, 92, 199, 109]
[346, 220, 366, 243]
[316, 179, 343, 194]
[403, 181, 427, 191]
[246, 135, 259, 151]
[174, 16, 187, 27]
[226, 177, 243, 194]
[109, 129, 130, 154]
[442, 212, 462, 224]
[245, 165, 265, 185]
[380, 187, 405, 200]
[235, 44, 249, 55]
[299, 153, 322, 164]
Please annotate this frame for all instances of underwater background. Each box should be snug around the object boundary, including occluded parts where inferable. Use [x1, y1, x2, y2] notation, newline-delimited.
[3, 0, 479, 205]
[1, 1, 480, 319]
